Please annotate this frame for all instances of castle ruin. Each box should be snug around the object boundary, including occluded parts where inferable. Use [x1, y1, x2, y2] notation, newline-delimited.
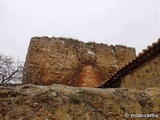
[96, 38, 160, 90]
[22, 36, 136, 87]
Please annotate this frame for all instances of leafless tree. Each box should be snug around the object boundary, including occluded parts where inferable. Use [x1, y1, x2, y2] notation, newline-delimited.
[0, 53, 24, 84]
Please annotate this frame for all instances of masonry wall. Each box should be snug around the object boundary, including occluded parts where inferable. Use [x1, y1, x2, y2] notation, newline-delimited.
[120, 53, 160, 90]
[0, 84, 160, 119]
[23, 37, 136, 87]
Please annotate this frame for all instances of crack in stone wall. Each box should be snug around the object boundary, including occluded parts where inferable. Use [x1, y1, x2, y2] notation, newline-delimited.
[111, 45, 119, 70]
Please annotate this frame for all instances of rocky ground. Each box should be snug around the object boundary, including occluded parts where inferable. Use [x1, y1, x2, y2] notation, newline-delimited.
[0, 84, 160, 120]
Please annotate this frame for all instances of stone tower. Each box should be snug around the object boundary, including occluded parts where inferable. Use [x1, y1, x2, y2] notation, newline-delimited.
[23, 36, 136, 87]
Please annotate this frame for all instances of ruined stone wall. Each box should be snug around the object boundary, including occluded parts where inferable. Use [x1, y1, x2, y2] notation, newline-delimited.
[23, 37, 136, 87]
[120, 53, 160, 90]
[0, 84, 160, 119]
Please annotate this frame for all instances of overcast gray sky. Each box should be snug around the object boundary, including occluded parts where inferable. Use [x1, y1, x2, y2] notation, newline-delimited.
[0, 0, 159, 61]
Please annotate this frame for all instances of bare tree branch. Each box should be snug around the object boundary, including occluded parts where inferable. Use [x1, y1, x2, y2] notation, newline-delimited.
[0, 54, 24, 84]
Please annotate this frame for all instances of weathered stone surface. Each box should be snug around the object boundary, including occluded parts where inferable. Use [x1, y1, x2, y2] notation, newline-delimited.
[95, 38, 160, 89]
[0, 84, 160, 119]
[23, 37, 136, 87]
[120, 54, 160, 90]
